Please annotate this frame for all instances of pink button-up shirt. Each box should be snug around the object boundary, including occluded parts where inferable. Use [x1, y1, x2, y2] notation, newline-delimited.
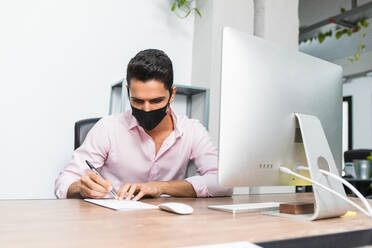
[55, 108, 232, 199]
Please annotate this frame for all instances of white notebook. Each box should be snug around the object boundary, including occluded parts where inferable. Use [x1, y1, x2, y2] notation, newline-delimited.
[84, 199, 158, 211]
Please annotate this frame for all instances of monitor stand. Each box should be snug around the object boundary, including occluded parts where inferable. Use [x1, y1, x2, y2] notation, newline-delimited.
[264, 113, 348, 220]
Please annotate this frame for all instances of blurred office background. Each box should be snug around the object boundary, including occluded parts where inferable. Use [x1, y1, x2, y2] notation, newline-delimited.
[0, 0, 371, 199]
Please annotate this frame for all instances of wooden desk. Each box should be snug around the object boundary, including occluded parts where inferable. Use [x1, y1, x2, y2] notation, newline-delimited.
[1, 193, 372, 248]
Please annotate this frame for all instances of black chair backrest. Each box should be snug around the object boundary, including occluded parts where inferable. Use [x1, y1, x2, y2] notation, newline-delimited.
[74, 118, 101, 150]
[344, 149, 372, 163]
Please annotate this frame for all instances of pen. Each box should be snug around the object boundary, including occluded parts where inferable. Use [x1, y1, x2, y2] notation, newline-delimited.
[85, 160, 118, 199]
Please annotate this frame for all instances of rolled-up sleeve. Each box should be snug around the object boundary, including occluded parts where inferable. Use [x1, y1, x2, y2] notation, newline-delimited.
[54, 119, 110, 199]
[185, 121, 233, 197]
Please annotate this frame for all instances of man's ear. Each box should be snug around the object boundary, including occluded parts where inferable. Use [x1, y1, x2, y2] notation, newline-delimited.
[169, 86, 177, 104]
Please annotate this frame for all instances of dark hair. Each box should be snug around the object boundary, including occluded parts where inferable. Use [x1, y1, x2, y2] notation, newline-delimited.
[126, 49, 173, 92]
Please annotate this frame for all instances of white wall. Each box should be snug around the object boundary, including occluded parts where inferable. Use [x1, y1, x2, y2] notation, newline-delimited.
[343, 77, 372, 149]
[336, 53, 372, 150]
[0, 0, 194, 199]
[334, 49, 372, 76]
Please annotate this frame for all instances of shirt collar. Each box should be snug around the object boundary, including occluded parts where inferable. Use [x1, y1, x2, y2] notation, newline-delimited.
[127, 107, 184, 138]
[127, 110, 138, 130]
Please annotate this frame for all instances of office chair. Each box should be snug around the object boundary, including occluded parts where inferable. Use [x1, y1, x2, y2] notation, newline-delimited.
[74, 118, 101, 150]
[344, 149, 372, 162]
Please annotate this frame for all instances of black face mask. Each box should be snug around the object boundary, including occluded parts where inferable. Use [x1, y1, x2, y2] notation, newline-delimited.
[129, 89, 172, 131]
[131, 104, 169, 131]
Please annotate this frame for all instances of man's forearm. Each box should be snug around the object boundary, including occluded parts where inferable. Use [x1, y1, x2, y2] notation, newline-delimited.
[158, 180, 196, 197]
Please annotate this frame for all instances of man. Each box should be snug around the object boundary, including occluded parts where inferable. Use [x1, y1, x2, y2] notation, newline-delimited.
[55, 49, 232, 200]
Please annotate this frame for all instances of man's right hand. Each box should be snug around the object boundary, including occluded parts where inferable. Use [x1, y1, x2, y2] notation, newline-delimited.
[67, 171, 113, 199]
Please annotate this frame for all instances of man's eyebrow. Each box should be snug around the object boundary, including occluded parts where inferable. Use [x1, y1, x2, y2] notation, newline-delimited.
[150, 97, 166, 101]
[130, 97, 144, 101]
[131, 96, 166, 101]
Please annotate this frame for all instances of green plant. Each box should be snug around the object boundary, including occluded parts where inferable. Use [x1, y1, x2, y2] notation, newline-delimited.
[300, 7, 369, 62]
[367, 152, 372, 160]
[317, 30, 333, 43]
[171, 0, 201, 19]
[346, 19, 368, 62]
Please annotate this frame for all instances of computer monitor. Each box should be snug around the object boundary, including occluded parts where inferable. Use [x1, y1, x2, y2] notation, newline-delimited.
[217, 27, 348, 220]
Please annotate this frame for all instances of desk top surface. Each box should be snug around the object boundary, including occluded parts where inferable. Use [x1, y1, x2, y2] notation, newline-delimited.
[1, 193, 371, 248]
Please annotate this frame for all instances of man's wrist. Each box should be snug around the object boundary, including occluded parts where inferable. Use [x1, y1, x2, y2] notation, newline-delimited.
[156, 181, 169, 196]
[67, 181, 82, 199]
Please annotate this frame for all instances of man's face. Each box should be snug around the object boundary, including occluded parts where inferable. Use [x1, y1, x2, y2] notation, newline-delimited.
[128, 79, 175, 112]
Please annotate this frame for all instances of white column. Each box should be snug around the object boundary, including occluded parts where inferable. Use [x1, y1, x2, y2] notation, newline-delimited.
[254, 0, 299, 49]
[191, 0, 299, 195]
[192, 0, 254, 145]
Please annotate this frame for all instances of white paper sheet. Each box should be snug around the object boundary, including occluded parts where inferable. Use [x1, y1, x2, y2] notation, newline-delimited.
[181, 241, 262, 248]
[84, 199, 158, 211]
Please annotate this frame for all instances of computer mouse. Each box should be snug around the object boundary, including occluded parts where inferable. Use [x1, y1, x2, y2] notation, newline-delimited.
[158, 202, 194, 215]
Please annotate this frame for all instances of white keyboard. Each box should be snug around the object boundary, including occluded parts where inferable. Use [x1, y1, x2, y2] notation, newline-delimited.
[208, 202, 280, 213]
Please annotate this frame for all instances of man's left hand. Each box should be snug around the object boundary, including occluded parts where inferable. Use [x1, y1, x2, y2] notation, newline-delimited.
[117, 182, 164, 201]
